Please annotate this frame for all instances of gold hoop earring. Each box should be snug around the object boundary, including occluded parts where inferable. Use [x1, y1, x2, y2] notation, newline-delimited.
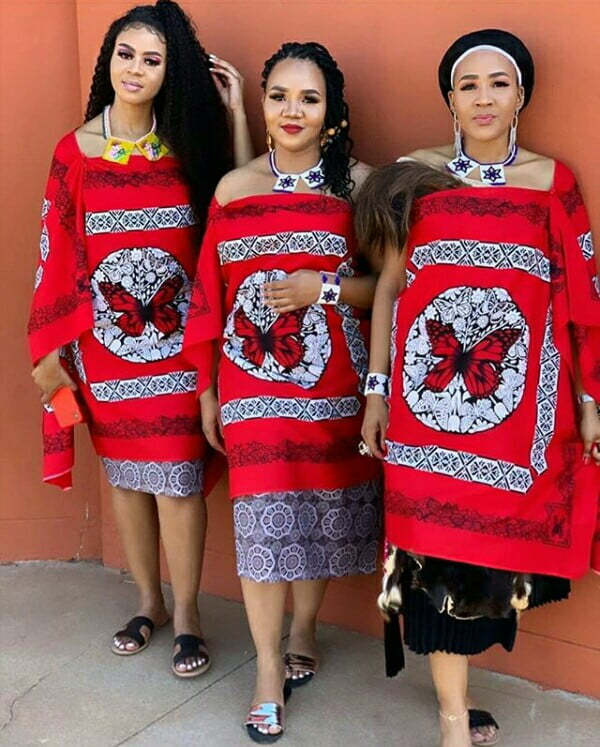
[266, 130, 274, 152]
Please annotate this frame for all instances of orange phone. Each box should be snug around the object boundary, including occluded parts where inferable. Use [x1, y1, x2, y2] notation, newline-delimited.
[50, 387, 85, 428]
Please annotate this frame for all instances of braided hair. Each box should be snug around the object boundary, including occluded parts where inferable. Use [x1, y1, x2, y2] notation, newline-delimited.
[85, 0, 231, 228]
[261, 42, 355, 201]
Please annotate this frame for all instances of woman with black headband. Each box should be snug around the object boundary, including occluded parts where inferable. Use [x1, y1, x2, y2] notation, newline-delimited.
[360, 28, 600, 747]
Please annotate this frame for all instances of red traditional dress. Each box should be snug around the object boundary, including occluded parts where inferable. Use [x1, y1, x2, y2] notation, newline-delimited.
[385, 161, 600, 577]
[28, 132, 207, 496]
[381, 161, 600, 674]
[184, 194, 381, 582]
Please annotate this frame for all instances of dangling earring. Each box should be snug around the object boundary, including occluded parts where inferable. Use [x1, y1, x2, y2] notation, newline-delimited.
[266, 130, 274, 152]
[320, 120, 348, 151]
[508, 109, 520, 152]
[452, 110, 462, 157]
[320, 127, 334, 150]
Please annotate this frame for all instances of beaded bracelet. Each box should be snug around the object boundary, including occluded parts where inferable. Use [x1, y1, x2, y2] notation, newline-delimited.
[363, 372, 389, 397]
[317, 272, 341, 305]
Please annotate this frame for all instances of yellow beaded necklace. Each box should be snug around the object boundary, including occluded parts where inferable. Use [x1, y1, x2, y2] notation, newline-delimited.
[101, 105, 169, 164]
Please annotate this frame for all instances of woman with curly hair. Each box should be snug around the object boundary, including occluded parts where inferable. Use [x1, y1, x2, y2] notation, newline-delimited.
[184, 41, 381, 742]
[29, 0, 252, 677]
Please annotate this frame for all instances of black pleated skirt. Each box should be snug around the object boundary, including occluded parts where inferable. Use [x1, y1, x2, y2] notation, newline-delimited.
[401, 569, 570, 657]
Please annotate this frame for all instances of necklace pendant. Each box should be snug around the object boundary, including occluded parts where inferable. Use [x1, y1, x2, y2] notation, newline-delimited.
[274, 173, 301, 192]
[102, 137, 135, 165]
[136, 132, 169, 161]
[269, 151, 325, 193]
[479, 163, 506, 185]
[447, 154, 476, 177]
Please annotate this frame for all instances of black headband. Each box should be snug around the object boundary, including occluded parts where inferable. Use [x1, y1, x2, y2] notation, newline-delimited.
[438, 28, 535, 109]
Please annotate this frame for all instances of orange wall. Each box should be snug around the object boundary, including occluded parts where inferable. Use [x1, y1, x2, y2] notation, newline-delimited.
[0, 0, 101, 562]
[2, 0, 599, 697]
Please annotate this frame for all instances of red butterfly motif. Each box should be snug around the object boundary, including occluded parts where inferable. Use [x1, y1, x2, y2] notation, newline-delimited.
[234, 307, 306, 370]
[99, 275, 183, 337]
[424, 319, 521, 399]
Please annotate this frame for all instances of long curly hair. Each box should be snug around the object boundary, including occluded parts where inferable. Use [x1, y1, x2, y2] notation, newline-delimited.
[85, 0, 231, 228]
[261, 42, 354, 201]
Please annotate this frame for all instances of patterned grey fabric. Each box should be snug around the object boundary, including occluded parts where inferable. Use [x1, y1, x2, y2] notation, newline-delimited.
[233, 479, 381, 582]
[101, 458, 202, 498]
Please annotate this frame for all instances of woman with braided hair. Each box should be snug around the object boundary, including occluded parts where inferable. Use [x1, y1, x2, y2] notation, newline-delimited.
[184, 41, 381, 742]
[29, 0, 252, 677]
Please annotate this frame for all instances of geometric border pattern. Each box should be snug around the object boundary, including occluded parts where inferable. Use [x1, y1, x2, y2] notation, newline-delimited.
[85, 204, 197, 236]
[334, 260, 368, 387]
[577, 231, 594, 261]
[385, 440, 533, 493]
[221, 395, 361, 426]
[530, 306, 560, 474]
[218, 231, 347, 265]
[90, 370, 197, 402]
[412, 239, 551, 283]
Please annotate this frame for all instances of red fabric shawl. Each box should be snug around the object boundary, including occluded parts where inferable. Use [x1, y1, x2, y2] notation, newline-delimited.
[28, 132, 207, 489]
[384, 161, 600, 577]
[184, 194, 381, 499]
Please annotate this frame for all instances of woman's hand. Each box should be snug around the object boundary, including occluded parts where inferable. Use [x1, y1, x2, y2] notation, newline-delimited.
[361, 395, 389, 460]
[263, 270, 321, 313]
[199, 387, 226, 455]
[209, 55, 245, 114]
[580, 402, 600, 465]
[31, 350, 77, 405]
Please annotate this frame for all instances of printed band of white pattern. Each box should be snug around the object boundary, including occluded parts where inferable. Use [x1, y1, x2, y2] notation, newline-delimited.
[386, 440, 533, 494]
[529, 306, 559, 475]
[364, 373, 390, 397]
[85, 204, 197, 236]
[577, 231, 594, 261]
[90, 371, 197, 402]
[411, 240, 550, 283]
[317, 272, 341, 305]
[218, 231, 347, 265]
[221, 395, 360, 426]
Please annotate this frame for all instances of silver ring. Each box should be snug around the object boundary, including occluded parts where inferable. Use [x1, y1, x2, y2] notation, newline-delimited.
[358, 440, 373, 457]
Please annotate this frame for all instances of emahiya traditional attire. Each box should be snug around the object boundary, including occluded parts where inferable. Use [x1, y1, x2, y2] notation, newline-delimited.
[382, 162, 600, 673]
[184, 193, 381, 582]
[28, 132, 207, 496]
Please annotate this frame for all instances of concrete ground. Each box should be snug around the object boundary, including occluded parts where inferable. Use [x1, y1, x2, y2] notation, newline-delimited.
[0, 563, 598, 747]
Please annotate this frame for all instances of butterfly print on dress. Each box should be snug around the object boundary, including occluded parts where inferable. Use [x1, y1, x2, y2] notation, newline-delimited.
[233, 307, 306, 371]
[99, 275, 183, 337]
[424, 319, 521, 399]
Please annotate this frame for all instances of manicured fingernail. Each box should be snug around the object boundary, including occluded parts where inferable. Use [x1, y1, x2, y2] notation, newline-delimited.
[583, 455, 591, 464]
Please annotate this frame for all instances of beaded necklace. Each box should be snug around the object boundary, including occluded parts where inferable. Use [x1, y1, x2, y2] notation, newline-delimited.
[101, 105, 169, 164]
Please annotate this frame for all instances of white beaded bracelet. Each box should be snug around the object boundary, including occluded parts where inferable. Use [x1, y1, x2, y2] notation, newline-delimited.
[577, 392, 596, 406]
[364, 372, 389, 396]
[317, 272, 341, 305]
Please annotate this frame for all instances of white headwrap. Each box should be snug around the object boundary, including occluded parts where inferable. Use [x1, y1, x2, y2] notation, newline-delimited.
[450, 44, 522, 88]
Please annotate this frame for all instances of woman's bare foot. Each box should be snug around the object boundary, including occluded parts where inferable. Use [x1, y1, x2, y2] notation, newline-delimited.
[285, 629, 319, 684]
[249, 656, 288, 737]
[112, 598, 169, 653]
[465, 696, 499, 745]
[439, 709, 471, 747]
[172, 602, 208, 674]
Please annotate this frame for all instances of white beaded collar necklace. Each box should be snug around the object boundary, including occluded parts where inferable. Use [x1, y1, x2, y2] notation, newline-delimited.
[447, 141, 519, 186]
[269, 151, 325, 193]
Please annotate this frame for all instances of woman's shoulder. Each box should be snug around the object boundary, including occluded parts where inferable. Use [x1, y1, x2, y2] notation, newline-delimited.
[72, 115, 105, 159]
[215, 154, 271, 206]
[511, 148, 556, 191]
[350, 159, 372, 196]
[403, 145, 454, 166]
